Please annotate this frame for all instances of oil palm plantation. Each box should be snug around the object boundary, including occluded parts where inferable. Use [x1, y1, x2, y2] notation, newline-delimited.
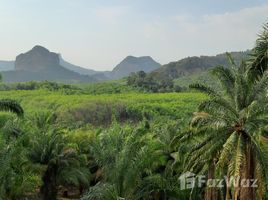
[27, 113, 90, 200]
[186, 57, 268, 200]
[82, 123, 172, 200]
[82, 124, 154, 200]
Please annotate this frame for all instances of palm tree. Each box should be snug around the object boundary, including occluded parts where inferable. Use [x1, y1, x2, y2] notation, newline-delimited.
[82, 123, 162, 200]
[28, 128, 90, 200]
[0, 98, 26, 199]
[247, 23, 268, 81]
[137, 121, 195, 200]
[186, 57, 268, 200]
[0, 139, 37, 200]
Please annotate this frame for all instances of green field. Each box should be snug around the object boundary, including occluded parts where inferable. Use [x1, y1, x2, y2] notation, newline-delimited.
[0, 90, 206, 127]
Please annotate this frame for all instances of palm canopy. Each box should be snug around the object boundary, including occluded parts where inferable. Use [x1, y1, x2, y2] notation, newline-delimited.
[248, 23, 268, 81]
[0, 99, 24, 117]
[185, 58, 268, 199]
[29, 127, 90, 200]
[82, 123, 169, 200]
[0, 72, 23, 117]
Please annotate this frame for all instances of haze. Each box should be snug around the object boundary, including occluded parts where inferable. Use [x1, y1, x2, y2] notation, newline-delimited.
[0, 0, 267, 70]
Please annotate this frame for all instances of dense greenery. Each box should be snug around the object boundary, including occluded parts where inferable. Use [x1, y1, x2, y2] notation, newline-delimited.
[127, 71, 178, 92]
[0, 79, 139, 94]
[0, 23, 266, 200]
[0, 88, 205, 199]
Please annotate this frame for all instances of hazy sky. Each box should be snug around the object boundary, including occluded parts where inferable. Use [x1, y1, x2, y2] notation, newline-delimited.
[0, 0, 267, 70]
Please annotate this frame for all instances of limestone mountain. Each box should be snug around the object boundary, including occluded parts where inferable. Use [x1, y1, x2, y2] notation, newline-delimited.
[2, 46, 95, 83]
[111, 56, 161, 79]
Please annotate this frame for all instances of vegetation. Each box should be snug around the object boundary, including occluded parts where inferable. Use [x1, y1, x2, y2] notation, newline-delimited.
[127, 71, 178, 93]
[0, 23, 266, 200]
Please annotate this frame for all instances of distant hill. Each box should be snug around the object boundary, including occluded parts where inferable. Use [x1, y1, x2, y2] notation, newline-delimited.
[111, 56, 161, 79]
[2, 46, 95, 83]
[0, 50, 161, 82]
[0, 60, 15, 71]
[0, 46, 250, 84]
[151, 51, 249, 80]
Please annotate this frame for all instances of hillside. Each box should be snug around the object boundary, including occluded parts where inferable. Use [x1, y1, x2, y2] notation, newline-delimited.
[151, 51, 249, 80]
[111, 56, 161, 79]
[2, 46, 95, 83]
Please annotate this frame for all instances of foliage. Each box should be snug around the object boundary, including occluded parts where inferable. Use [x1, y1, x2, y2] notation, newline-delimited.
[127, 71, 176, 92]
[184, 58, 268, 199]
[82, 122, 190, 200]
[248, 23, 268, 81]
[27, 114, 90, 200]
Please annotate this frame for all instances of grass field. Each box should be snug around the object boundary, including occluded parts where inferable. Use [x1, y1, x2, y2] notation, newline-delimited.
[0, 90, 206, 126]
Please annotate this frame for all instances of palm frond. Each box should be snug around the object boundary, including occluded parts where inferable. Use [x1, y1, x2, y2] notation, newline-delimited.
[0, 99, 24, 117]
[189, 83, 219, 97]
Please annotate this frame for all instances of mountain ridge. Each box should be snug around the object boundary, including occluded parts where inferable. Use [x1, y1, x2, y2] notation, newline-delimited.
[0, 46, 162, 82]
[0, 45, 250, 83]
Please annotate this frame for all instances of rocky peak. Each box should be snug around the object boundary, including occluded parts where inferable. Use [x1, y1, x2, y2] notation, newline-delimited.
[111, 55, 161, 78]
[15, 45, 59, 72]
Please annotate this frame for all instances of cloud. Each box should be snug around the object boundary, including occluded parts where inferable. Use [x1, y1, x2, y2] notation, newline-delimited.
[140, 5, 268, 64]
[171, 5, 268, 52]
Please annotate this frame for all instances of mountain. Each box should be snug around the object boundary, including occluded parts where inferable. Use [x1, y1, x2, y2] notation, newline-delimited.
[0, 54, 99, 76]
[111, 56, 161, 79]
[59, 55, 98, 76]
[150, 51, 249, 80]
[2, 46, 95, 83]
[0, 60, 15, 71]
[0, 48, 161, 82]
[0, 45, 248, 84]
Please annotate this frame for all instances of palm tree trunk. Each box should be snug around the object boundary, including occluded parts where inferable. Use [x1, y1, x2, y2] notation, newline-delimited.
[205, 162, 220, 200]
[40, 167, 58, 200]
[225, 176, 231, 200]
[235, 143, 255, 200]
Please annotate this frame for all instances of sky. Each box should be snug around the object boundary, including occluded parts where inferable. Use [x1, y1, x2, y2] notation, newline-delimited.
[0, 0, 268, 71]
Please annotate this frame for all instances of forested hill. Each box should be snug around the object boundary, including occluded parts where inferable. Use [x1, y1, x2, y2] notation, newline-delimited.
[150, 51, 249, 80]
